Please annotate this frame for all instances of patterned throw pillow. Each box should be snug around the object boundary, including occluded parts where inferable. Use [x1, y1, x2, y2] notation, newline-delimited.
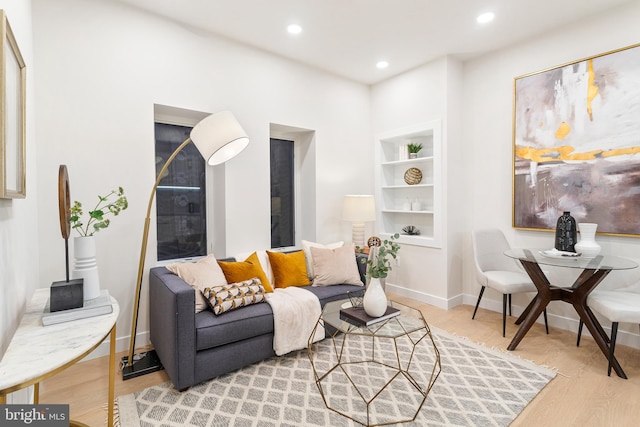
[203, 277, 266, 315]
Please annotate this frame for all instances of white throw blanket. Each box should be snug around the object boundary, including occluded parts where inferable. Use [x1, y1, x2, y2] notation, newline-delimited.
[266, 287, 324, 356]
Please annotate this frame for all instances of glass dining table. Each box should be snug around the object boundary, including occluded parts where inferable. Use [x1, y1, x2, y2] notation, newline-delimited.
[504, 248, 638, 379]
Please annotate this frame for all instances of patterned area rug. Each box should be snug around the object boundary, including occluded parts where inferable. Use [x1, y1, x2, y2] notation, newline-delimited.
[116, 327, 555, 427]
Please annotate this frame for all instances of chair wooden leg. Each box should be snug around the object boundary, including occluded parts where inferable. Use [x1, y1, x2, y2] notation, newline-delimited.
[502, 294, 508, 337]
[508, 294, 512, 317]
[577, 319, 584, 346]
[608, 322, 619, 377]
[472, 286, 486, 319]
[543, 309, 549, 334]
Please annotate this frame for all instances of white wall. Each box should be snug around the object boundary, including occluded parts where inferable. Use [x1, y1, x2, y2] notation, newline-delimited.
[0, 0, 38, 403]
[371, 56, 466, 308]
[0, 0, 37, 352]
[31, 0, 372, 354]
[463, 1, 640, 343]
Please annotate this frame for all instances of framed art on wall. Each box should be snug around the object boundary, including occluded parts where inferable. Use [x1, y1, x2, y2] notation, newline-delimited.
[0, 10, 26, 199]
[513, 43, 640, 236]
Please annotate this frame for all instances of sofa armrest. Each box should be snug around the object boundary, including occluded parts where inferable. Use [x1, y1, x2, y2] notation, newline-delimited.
[149, 266, 196, 391]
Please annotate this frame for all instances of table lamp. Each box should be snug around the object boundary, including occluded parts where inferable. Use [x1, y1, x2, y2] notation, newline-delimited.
[122, 110, 249, 380]
[343, 195, 376, 248]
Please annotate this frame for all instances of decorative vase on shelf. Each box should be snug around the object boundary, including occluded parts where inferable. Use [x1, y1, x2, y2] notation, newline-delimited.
[363, 277, 387, 317]
[71, 236, 101, 300]
[575, 222, 601, 258]
[555, 211, 577, 252]
[409, 153, 418, 159]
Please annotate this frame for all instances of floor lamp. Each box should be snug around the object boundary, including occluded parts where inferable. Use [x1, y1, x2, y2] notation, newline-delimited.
[343, 195, 376, 249]
[122, 110, 250, 380]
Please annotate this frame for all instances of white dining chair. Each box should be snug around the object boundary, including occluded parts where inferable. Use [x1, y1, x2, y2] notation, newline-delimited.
[471, 228, 548, 337]
[576, 286, 640, 376]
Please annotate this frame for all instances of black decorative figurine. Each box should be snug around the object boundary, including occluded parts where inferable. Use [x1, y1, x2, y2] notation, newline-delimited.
[555, 211, 577, 252]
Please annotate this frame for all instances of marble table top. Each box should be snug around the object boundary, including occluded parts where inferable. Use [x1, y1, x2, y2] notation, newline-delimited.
[0, 287, 119, 393]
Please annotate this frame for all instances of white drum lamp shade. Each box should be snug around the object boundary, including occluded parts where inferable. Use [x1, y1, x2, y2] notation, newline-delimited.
[343, 195, 376, 248]
[190, 111, 250, 165]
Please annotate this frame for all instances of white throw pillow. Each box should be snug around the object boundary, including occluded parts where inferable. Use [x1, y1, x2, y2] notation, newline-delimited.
[166, 254, 228, 313]
[302, 240, 344, 279]
[310, 243, 364, 286]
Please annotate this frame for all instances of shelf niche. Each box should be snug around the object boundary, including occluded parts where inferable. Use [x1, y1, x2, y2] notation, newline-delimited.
[375, 120, 442, 248]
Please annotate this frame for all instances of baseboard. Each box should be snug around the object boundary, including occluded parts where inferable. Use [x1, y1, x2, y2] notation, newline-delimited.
[80, 331, 151, 361]
[386, 282, 462, 310]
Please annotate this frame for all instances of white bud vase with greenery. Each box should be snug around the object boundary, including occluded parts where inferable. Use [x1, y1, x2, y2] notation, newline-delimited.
[361, 234, 400, 318]
[72, 236, 101, 300]
[69, 187, 128, 301]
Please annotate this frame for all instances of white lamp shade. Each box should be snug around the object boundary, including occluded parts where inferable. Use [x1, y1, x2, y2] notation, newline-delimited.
[343, 195, 376, 222]
[190, 110, 250, 165]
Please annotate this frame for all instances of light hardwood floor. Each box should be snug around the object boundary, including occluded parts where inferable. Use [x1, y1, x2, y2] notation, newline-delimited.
[39, 295, 640, 426]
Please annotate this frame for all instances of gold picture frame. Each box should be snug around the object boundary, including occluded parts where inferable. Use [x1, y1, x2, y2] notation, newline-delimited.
[512, 43, 640, 236]
[0, 10, 26, 199]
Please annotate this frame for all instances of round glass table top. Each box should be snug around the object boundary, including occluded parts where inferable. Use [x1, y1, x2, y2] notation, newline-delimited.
[504, 248, 638, 270]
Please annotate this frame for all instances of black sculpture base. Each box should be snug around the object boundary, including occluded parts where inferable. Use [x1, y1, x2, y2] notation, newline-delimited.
[121, 350, 163, 380]
[50, 278, 84, 312]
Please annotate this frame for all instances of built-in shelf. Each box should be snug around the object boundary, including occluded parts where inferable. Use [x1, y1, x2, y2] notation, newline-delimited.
[375, 120, 442, 248]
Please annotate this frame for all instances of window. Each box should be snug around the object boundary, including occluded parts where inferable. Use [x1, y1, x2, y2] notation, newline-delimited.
[270, 138, 295, 248]
[155, 122, 207, 261]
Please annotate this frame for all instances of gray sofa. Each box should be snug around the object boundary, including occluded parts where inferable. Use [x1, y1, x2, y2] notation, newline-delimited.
[149, 253, 368, 391]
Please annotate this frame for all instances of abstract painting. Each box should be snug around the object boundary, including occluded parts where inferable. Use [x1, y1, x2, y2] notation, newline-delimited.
[513, 43, 640, 235]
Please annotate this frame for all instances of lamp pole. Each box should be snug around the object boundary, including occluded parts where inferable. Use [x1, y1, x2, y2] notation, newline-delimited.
[122, 110, 249, 380]
[122, 137, 192, 379]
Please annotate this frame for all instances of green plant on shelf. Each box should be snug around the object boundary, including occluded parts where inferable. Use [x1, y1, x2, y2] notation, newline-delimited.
[407, 143, 423, 154]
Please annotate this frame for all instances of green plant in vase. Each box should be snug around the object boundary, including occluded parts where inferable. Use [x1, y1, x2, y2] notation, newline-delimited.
[357, 233, 401, 317]
[407, 143, 423, 158]
[69, 187, 129, 236]
[359, 233, 401, 279]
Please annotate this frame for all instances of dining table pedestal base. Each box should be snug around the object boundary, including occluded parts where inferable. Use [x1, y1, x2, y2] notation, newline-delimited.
[504, 250, 638, 379]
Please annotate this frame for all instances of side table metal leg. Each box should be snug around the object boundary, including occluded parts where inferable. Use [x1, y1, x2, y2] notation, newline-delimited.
[108, 326, 116, 427]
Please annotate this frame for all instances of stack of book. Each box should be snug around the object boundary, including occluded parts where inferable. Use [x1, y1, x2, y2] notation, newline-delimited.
[42, 289, 113, 326]
[340, 305, 400, 326]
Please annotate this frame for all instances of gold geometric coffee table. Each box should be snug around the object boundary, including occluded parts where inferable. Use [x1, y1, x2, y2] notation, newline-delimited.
[308, 299, 441, 426]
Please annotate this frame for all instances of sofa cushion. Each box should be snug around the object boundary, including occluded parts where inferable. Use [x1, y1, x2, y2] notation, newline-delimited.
[166, 255, 228, 313]
[203, 277, 266, 315]
[267, 250, 311, 288]
[195, 300, 274, 351]
[302, 240, 344, 279]
[310, 243, 364, 286]
[218, 252, 274, 292]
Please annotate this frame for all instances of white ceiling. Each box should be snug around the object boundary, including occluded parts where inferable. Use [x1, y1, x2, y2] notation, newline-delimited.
[112, 0, 633, 84]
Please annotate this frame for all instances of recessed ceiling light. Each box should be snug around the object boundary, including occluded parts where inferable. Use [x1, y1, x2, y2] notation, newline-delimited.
[287, 24, 302, 35]
[477, 12, 495, 24]
[376, 60, 389, 69]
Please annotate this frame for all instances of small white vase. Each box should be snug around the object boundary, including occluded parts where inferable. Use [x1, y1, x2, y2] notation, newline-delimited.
[575, 222, 601, 259]
[72, 236, 101, 300]
[363, 277, 388, 317]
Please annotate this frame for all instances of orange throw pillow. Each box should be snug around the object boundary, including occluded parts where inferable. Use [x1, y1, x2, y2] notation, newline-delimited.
[218, 252, 273, 292]
[267, 250, 311, 288]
